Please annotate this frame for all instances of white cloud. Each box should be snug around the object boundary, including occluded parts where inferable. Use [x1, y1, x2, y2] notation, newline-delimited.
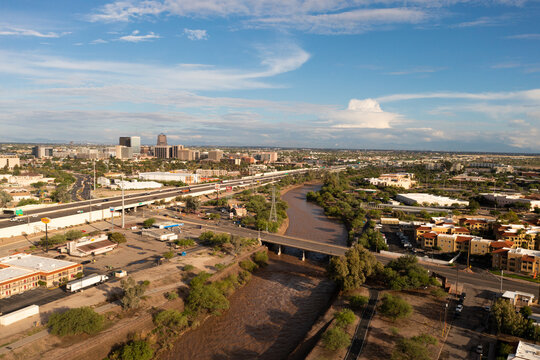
[386, 66, 445, 75]
[328, 98, 399, 129]
[91, 38, 108, 44]
[0, 26, 67, 38]
[183, 28, 208, 40]
[376, 89, 540, 103]
[505, 33, 540, 40]
[118, 30, 160, 42]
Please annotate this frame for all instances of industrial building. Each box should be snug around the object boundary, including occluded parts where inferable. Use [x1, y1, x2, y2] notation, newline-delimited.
[0, 254, 82, 299]
[396, 193, 469, 207]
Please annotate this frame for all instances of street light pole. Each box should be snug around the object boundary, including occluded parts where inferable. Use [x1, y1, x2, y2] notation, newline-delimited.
[121, 174, 125, 229]
[500, 269, 504, 294]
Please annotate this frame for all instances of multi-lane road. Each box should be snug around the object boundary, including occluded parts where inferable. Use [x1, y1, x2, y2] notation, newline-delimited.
[0, 171, 306, 230]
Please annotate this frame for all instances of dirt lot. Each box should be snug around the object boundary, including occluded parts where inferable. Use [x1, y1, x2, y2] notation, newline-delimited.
[360, 289, 447, 360]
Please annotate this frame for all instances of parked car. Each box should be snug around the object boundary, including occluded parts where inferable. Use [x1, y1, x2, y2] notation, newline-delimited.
[456, 304, 463, 313]
[54, 254, 67, 259]
[77, 210, 84, 213]
[483, 305, 491, 312]
[476, 344, 483, 355]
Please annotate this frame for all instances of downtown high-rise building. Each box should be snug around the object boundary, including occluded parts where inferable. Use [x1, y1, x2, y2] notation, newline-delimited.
[119, 136, 141, 154]
[157, 133, 167, 146]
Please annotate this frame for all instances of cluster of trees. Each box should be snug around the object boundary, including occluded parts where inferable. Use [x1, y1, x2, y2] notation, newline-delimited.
[198, 231, 258, 255]
[491, 299, 540, 341]
[322, 309, 356, 351]
[239, 193, 288, 233]
[328, 244, 379, 291]
[356, 229, 388, 252]
[48, 307, 104, 336]
[38, 229, 84, 247]
[378, 255, 436, 291]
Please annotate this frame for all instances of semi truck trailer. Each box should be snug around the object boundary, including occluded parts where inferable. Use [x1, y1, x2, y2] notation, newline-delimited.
[66, 274, 109, 292]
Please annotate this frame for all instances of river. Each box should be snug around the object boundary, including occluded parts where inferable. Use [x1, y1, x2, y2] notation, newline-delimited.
[160, 183, 346, 360]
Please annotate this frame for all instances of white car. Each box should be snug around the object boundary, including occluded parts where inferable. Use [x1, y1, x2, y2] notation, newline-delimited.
[456, 304, 463, 313]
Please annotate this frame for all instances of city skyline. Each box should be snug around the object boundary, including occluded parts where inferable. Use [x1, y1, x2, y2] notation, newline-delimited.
[0, 1, 539, 152]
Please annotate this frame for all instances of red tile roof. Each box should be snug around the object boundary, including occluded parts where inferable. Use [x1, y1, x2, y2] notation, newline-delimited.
[492, 249, 510, 254]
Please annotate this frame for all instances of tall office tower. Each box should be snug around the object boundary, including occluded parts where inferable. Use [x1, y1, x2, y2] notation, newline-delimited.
[119, 137, 131, 147]
[130, 136, 141, 154]
[157, 133, 167, 146]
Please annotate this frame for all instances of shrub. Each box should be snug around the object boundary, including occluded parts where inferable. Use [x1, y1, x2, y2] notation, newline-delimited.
[166, 291, 178, 301]
[175, 238, 195, 247]
[183, 264, 195, 272]
[391, 334, 437, 360]
[431, 288, 447, 298]
[65, 229, 84, 240]
[186, 284, 229, 315]
[239, 259, 258, 272]
[108, 232, 127, 244]
[189, 272, 211, 288]
[48, 307, 104, 336]
[378, 294, 412, 321]
[120, 277, 150, 310]
[322, 327, 351, 351]
[348, 295, 368, 310]
[107, 340, 154, 360]
[238, 270, 252, 285]
[142, 218, 156, 228]
[153, 309, 188, 332]
[163, 250, 174, 260]
[334, 309, 355, 328]
[253, 251, 269, 266]
[390, 327, 400, 336]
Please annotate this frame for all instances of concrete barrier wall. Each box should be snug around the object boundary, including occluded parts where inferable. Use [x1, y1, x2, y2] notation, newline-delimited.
[0, 305, 39, 326]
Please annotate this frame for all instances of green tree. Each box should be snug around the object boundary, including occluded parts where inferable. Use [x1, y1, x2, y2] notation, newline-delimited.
[391, 334, 437, 360]
[348, 295, 368, 310]
[321, 327, 351, 351]
[163, 250, 174, 260]
[65, 229, 84, 240]
[378, 294, 412, 321]
[185, 196, 200, 213]
[108, 232, 127, 243]
[186, 283, 229, 315]
[328, 244, 379, 291]
[120, 277, 150, 310]
[142, 218, 156, 228]
[334, 309, 355, 328]
[520, 306, 533, 319]
[0, 190, 13, 207]
[47, 307, 104, 336]
[153, 309, 188, 334]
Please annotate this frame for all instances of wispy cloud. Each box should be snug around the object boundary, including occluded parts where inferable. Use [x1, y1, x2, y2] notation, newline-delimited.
[505, 33, 540, 39]
[0, 26, 68, 38]
[90, 38, 108, 44]
[118, 30, 160, 42]
[183, 28, 208, 40]
[376, 89, 540, 103]
[386, 66, 445, 75]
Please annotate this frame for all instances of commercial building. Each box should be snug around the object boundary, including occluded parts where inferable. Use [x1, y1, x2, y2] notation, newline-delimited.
[177, 149, 199, 161]
[32, 146, 53, 158]
[138, 171, 199, 184]
[0, 174, 55, 187]
[115, 145, 133, 160]
[112, 179, 163, 190]
[142, 228, 178, 241]
[482, 193, 540, 211]
[367, 173, 416, 189]
[255, 152, 278, 163]
[119, 136, 141, 154]
[502, 291, 536, 307]
[208, 150, 223, 161]
[157, 133, 167, 146]
[0, 156, 20, 169]
[0, 254, 82, 299]
[396, 193, 469, 207]
[65, 234, 118, 257]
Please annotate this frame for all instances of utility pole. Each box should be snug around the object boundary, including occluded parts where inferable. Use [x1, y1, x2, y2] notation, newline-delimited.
[267, 186, 278, 233]
[467, 239, 471, 269]
[121, 174, 125, 229]
[456, 264, 459, 296]
[500, 269, 503, 294]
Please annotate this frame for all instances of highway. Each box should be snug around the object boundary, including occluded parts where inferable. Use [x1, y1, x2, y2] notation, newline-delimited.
[0, 170, 309, 230]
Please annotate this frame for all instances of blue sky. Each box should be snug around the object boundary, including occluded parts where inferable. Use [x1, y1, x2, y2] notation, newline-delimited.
[0, 0, 539, 152]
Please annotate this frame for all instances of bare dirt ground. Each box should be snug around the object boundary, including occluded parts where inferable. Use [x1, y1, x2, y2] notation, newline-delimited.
[359, 289, 447, 360]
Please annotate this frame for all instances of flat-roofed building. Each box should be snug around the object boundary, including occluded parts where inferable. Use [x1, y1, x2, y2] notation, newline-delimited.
[507, 341, 540, 360]
[367, 173, 416, 189]
[32, 146, 53, 158]
[397, 193, 469, 207]
[66, 234, 118, 257]
[138, 171, 199, 184]
[492, 247, 540, 275]
[0, 156, 20, 169]
[208, 150, 223, 161]
[0, 254, 82, 299]
[482, 193, 540, 211]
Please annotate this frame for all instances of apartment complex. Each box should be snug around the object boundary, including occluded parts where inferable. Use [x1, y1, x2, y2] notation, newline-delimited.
[415, 222, 470, 246]
[366, 173, 416, 189]
[0, 254, 82, 299]
[492, 247, 540, 276]
[495, 224, 540, 250]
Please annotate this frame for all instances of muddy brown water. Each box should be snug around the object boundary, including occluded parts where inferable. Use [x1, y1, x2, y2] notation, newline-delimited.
[160, 184, 346, 360]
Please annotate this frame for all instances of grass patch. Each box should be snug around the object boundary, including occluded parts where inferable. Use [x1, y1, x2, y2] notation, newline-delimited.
[490, 270, 540, 284]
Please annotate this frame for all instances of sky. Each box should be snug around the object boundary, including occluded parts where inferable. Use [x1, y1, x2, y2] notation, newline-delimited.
[0, 0, 539, 152]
